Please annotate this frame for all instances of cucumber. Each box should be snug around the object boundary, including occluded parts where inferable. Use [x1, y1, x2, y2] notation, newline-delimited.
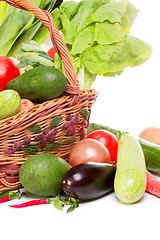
[87, 123, 160, 173]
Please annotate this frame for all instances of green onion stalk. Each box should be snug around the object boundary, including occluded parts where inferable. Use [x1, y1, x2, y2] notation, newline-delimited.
[0, 0, 62, 57]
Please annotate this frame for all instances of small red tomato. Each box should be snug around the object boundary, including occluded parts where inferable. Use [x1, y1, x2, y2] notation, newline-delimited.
[86, 130, 118, 164]
[47, 47, 56, 60]
[69, 138, 110, 166]
[0, 56, 20, 92]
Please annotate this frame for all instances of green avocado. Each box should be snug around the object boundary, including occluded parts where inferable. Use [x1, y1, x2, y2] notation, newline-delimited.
[7, 66, 67, 102]
[19, 153, 72, 197]
[114, 134, 146, 203]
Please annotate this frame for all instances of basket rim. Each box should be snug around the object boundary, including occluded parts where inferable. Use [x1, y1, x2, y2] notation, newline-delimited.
[0, 88, 98, 134]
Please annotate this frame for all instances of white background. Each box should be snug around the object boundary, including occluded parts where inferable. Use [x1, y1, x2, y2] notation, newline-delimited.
[1, 0, 160, 239]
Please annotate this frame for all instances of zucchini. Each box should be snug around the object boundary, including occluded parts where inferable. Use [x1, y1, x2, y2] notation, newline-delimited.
[87, 123, 160, 173]
[114, 134, 146, 203]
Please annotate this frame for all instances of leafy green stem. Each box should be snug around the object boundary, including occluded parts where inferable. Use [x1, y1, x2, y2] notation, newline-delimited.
[53, 195, 80, 213]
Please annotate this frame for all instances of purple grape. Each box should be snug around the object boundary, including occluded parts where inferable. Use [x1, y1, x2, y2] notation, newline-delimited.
[39, 139, 47, 148]
[42, 128, 50, 135]
[66, 114, 72, 121]
[73, 113, 80, 125]
[66, 126, 76, 136]
[50, 128, 58, 135]
[14, 141, 22, 150]
[23, 136, 31, 145]
[61, 121, 71, 130]
[34, 134, 46, 142]
[47, 134, 55, 143]
[4, 147, 15, 154]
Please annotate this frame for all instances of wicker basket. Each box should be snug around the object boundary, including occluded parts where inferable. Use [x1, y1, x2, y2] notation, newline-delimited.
[0, 0, 98, 192]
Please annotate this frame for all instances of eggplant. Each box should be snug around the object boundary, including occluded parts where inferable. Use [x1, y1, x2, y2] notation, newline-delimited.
[62, 162, 116, 201]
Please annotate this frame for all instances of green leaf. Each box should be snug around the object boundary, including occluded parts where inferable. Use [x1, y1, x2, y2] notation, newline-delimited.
[94, 21, 126, 45]
[32, 23, 50, 46]
[71, 0, 112, 32]
[82, 35, 152, 75]
[106, 36, 152, 72]
[0, 190, 10, 198]
[72, 21, 126, 55]
[17, 56, 31, 68]
[52, 0, 152, 89]
[0, 9, 33, 56]
[70, 55, 81, 74]
[44, 142, 61, 153]
[60, 12, 77, 45]
[49, 116, 63, 129]
[53, 199, 63, 211]
[121, 1, 139, 34]
[28, 125, 41, 133]
[21, 40, 46, 53]
[23, 145, 39, 157]
[81, 0, 128, 28]
[66, 205, 76, 213]
[0, 2, 12, 26]
[53, 195, 79, 213]
[60, 0, 81, 20]
[17, 51, 54, 68]
[0, 0, 58, 57]
[71, 24, 94, 55]
[9, 190, 23, 200]
[62, 136, 76, 144]
[80, 109, 89, 119]
[7, 21, 42, 57]
[17, 55, 46, 69]
[0, 0, 44, 57]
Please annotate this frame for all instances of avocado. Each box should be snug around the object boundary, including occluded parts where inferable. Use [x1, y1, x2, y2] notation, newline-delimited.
[114, 134, 146, 203]
[7, 66, 67, 103]
[19, 153, 72, 197]
[0, 90, 21, 120]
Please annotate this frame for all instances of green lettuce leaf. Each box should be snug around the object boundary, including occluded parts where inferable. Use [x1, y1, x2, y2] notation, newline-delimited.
[121, 0, 139, 34]
[94, 21, 126, 45]
[82, 36, 152, 76]
[52, 0, 152, 89]
[71, 21, 126, 55]
[79, 0, 128, 30]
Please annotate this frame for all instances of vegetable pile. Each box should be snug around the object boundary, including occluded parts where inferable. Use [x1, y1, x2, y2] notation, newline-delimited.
[0, 0, 159, 213]
[52, 0, 152, 89]
[1, 125, 160, 213]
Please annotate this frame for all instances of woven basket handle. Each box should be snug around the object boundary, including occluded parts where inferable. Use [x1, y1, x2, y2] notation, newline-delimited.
[2, 0, 79, 98]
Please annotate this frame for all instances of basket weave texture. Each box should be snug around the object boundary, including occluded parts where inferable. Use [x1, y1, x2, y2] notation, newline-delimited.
[0, 0, 98, 192]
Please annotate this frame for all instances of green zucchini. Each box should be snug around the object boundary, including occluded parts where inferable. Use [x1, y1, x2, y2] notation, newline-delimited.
[114, 134, 146, 203]
[87, 123, 160, 173]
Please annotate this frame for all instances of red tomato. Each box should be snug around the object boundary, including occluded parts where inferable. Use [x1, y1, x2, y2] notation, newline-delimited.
[86, 130, 118, 164]
[69, 138, 110, 166]
[0, 57, 20, 92]
[47, 47, 56, 60]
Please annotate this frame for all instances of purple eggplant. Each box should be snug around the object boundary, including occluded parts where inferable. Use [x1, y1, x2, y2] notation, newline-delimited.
[62, 162, 116, 201]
